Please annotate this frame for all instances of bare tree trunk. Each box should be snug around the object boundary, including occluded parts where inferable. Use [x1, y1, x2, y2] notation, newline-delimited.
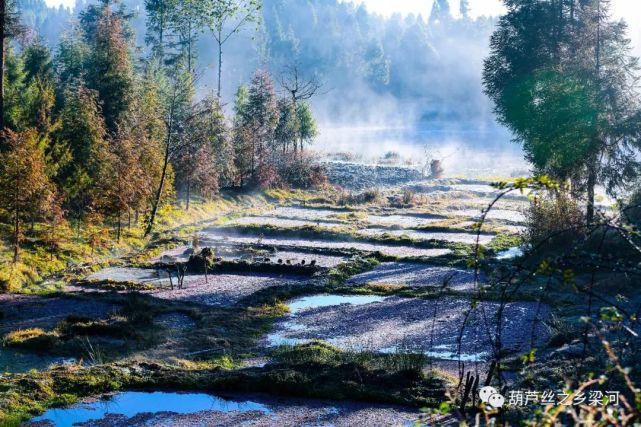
[117, 208, 121, 243]
[0, 0, 5, 134]
[587, 0, 601, 227]
[186, 178, 191, 211]
[586, 154, 597, 225]
[217, 36, 223, 99]
[13, 192, 19, 263]
[145, 97, 176, 237]
[145, 149, 169, 237]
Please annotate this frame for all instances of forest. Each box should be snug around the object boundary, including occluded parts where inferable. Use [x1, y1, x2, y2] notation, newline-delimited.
[0, 0, 640, 426]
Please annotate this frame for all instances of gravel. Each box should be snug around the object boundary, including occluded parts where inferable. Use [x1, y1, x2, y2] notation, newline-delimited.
[0, 294, 118, 335]
[86, 268, 312, 307]
[199, 233, 452, 258]
[267, 295, 549, 360]
[346, 262, 481, 291]
[323, 161, 423, 190]
[148, 273, 312, 307]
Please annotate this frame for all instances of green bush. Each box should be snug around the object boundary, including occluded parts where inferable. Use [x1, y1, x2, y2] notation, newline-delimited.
[525, 193, 584, 246]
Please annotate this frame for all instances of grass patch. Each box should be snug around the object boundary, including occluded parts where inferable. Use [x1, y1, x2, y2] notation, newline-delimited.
[0, 195, 272, 293]
[0, 354, 448, 425]
[3, 328, 60, 350]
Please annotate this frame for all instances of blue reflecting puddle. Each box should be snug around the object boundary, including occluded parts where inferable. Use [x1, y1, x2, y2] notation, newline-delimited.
[380, 345, 489, 362]
[288, 294, 385, 314]
[31, 391, 271, 427]
[267, 294, 385, 347]
[496, 246, 524, 260]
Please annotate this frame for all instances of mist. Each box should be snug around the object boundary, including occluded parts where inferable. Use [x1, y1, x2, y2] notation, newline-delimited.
[20, 0, 526, 174]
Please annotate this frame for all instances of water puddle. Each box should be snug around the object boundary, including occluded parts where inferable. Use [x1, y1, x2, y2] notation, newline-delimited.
[497, 247, 525, 260]
[347, 262, 479, 291]
[288, 294, 385, 314]
[449, 208, 526, 223]
[30, 391, 270, 427]
[200, 232, 452, 258]
[359, 228, 494, 245]
[366, 214, 441, 228]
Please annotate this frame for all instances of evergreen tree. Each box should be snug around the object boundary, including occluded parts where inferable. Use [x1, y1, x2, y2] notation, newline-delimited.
[54, 85, 110, 221]
[483, 0, 641, 223]
[82, 2, 134, 134]
[0, 129, 56, 261]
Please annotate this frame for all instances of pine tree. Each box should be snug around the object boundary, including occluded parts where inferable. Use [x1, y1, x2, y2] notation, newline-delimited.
[0, 129, 56, 261]
[82, 2, 134, 134]
[483, 0, 641, 223]
[54, 85, 110, 221]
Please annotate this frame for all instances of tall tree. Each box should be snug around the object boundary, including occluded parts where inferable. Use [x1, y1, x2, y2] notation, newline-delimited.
[0, 129, 55, 261]
[429, 0, 451, 26]
[0, 0, 22, 135]
[144, 0, 176, 62]
[144, 68, 192, 236]
[241, 70, 277, 183]
[81, 1, 134, 134]
[280, 66, 322, 153]
[232, 83, 251, 186]
[483, 0, 641, 224]
[204, 0, 261, 98]
[171, 0, 204, 75]
[459, 0, 470, 19]
[54, 85, 110, 222]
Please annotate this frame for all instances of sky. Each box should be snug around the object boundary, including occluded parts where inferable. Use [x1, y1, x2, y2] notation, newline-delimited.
[345, 0, 641, 55]
[41, 0, 641, 55]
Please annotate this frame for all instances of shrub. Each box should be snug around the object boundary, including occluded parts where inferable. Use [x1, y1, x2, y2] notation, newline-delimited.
[379, 151, 402, 165]
[623, 190, 641, 227]
[338, 188, 381, 205]
[3, 328, 59, 350]
[278, 153, 328, 189]
[402, 190, 415, 205]
[525, 193, 584, 246]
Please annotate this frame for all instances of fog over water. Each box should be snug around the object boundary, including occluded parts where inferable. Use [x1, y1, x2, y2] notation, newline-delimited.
[317, 125, 528, 177]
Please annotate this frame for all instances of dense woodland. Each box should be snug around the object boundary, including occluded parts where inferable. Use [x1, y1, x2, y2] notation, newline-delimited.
[18, 0, 499, 124]
[0, 0, 502, 273]
[0, 0, 329, 269]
